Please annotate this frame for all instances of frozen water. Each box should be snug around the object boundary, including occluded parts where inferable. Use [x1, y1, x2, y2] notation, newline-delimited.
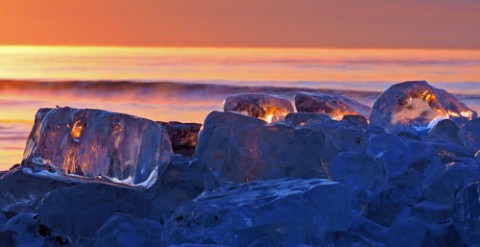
[386, 217, 428, 247]
[341, 115, 369, 131]
[38, 154, 217, 244]
[370, 81, 477, 132]
[367, 134, 412, 176]
[328, 152, 387, 191]
[223, 93, 294, 123]
[94, 213, 163, 247]
[163, 178, 351, 246]
[407, 140, 474, 177]
[452, 181, 480, 245]
[22, 107, 173, 189]
[195, 111, 328, 182]
[348, 211, 388, 244]
[387, 217, 464, 246]
[459, 118, 480, 153]
[1, 212, 45, 246]
[0, 167, 66, 213]
[284, 112, 331, 127]
[427, 222, 465, 246]
[366, 170, 423, 226]
[158, 121, 201, 157]
[422, 162, 480, 205]
[427, 118, 460, 144]
[364, 125, 387, 142]
[304, 118, 366, 158]
[295, 92, 371, 119]
[328, 231, 386, 247]
[411, 201, 452, 223]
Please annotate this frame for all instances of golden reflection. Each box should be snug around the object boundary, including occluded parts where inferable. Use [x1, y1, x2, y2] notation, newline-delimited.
[264, 113, 274, 123]
[421, 90, 438, 105]
[447, 111, 460, 118]
[460, 111, 474, 119]
[70, 120, 83, 140]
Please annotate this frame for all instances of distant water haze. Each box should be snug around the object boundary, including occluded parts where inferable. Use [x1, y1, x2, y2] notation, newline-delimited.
[0, 46, 479, 169]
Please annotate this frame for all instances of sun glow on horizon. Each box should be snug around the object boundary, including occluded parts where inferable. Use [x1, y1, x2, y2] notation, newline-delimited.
[1, 46, 480, 87]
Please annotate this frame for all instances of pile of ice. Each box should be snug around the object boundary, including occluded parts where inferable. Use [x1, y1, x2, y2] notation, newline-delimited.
[0, 80, 479, 246]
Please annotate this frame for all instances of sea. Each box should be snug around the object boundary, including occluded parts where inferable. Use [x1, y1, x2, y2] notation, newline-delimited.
[0, 45, 479, 169]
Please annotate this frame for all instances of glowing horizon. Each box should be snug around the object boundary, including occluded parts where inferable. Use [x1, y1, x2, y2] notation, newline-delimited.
[2, 1, 480, 49]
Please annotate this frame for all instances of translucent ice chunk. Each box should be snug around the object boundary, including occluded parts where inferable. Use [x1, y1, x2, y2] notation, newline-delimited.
[295, 92, 371, 119]
[164, 178, 351, 246]
[22, 107, 173, 189]
[157, 121, 201, 157]
[452, 181, 480, 245]
[195, 111, 327, 182]
[367, 134, 412, 176]
[94, 213, 163, 247]
[386, 217, 428, 247]
[459, 118, 480, 153]
[328, 152, 387, 191]
[427, 119, 460, 144]
[284, 112, 331, 127]
[223, 93, 294, 123]
[370, 81, 477, 132]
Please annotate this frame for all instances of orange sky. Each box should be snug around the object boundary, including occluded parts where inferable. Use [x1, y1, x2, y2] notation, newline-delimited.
[1, 0, 480, 49]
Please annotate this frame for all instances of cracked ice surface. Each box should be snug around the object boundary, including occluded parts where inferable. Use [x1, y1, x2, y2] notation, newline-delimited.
[370, 81, 477, 132]
[295, 92, 372, 119]
[223, 93, 294, 123]
[22, 107, 173, 189]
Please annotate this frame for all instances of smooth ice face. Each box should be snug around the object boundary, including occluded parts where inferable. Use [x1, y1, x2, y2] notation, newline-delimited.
[453, 181, 480, 245]
[427, 119, 461, 144]
[367, 134, 412, 176]
[22, 107, 173, 189]
[370, 81, 477, 132]
[295, 92, 371, 119]
[459, 118, 480, 153]
[164, 178, 351, 246]
[195, 111, 328, 182]
[284, 112, 331, 127]
[223, 93, 294, 123]
[328, 152, 387, 191]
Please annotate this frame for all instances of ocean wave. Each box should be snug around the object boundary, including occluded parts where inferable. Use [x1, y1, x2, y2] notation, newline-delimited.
[0, 79, 381, 99]
[0, 79, 478, 112]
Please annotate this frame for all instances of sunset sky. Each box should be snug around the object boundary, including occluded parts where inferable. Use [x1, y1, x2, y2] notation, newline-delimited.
[1, 0, 480, 49]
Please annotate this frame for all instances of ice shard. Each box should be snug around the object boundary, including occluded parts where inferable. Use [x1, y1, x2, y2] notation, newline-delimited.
[295, 92, 371, 119]
[223, 93, 294, 123]
[370, 81, 477, 132]
[22, 107, 173, 189]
